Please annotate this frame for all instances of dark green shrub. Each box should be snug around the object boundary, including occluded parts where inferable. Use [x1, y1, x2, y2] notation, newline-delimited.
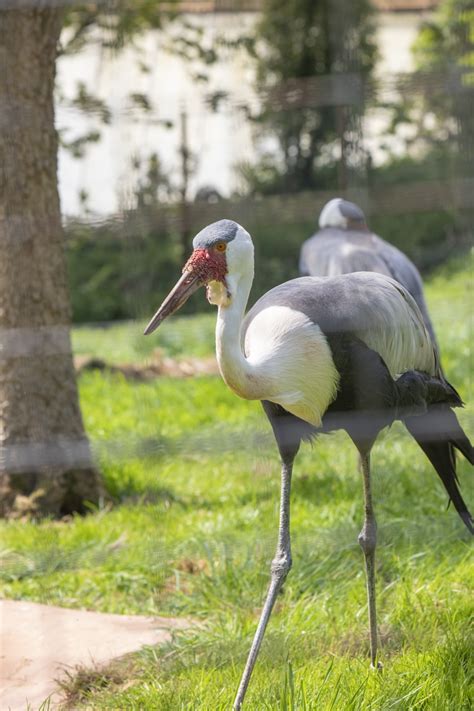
[66, 156, 470, 324]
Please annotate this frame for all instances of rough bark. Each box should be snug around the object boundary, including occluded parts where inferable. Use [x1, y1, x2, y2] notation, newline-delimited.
[0, 7, 104, 518]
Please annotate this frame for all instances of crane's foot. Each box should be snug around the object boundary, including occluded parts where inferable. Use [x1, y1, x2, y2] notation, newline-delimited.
[370, 660, 384, 671]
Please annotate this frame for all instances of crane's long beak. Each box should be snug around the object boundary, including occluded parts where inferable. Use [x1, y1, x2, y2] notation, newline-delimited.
[144, 269, 202, 335]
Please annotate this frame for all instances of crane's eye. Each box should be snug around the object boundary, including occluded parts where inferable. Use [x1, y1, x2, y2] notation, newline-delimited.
[215, 242, 227, 252]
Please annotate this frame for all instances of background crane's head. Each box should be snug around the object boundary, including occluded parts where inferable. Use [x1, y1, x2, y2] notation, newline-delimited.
[319, 198, 367, 231]
[144, 219, 254, 334]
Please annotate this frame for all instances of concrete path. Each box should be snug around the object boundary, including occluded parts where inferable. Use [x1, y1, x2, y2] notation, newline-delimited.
[0, 599, 189, 710]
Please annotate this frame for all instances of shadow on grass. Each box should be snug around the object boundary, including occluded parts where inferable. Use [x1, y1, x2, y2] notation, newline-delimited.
[0, 536, 128, 583]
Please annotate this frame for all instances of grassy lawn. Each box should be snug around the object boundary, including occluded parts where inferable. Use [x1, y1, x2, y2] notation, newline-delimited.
[1, 259, 473, 709]
[71, 313, 216, 364]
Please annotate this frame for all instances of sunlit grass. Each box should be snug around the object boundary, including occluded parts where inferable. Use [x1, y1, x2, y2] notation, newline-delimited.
[0, 258, 472, 709]
[71, 313, 215, 363]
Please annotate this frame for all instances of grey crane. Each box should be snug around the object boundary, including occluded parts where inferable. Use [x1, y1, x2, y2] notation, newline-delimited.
[299, 198, 438, 345]
[144, 219, 473, 709]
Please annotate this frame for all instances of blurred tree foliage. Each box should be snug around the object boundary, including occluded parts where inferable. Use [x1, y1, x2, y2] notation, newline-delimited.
[413, 0, 474, 174]
[62, 1, 177, 54]
[383, 0, 474, 172]
[406, 0, 474, 244]
[239, 0, 377, 194]
[58, 2, 178, 160]
[413, 0, 474, 80]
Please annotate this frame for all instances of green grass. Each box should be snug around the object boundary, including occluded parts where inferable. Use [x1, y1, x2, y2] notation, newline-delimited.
[71, 313, 216, 363]
[1, 258, 473, 709]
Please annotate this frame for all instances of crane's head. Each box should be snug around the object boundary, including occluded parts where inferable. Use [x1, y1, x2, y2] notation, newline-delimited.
[319, 198, 367, 230]
[144, 219, 254, 334]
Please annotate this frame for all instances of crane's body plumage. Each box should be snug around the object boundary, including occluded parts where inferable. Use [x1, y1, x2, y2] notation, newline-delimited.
[245, 273, 436, 377]
[144, 218, 473, 710]
[214, 270, 429, 428]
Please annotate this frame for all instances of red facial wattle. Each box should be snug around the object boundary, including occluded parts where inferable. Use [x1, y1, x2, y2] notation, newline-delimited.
[184, 248, 227, 285]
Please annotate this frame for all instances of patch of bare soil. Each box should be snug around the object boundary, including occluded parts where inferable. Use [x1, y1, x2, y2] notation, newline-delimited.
[74, 351, 218, 380]
[56, 657, 134, 709]
[175, 558, 209, 575]
[160, 558, 210, 598]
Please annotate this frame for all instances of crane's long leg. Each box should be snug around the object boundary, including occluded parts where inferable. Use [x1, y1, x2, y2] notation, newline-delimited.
[358, 451, 381, 669]
[233, 457, 293, 710]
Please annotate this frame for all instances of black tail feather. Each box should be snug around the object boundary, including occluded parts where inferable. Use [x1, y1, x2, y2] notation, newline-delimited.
[404, 407, 473, 534]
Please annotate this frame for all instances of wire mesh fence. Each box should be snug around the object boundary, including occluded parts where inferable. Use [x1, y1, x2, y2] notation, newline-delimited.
[0, 2, 473, 708]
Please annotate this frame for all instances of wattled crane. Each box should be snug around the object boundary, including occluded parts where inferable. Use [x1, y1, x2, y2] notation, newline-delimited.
[145, 219, 473, 709]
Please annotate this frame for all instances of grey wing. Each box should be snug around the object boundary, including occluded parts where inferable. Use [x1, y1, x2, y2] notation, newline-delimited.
[375, 239, 438, 347]
[244, 272, 438, 379]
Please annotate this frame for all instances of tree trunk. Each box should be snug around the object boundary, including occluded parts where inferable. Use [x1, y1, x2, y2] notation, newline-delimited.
[0, 7, 104, 518]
